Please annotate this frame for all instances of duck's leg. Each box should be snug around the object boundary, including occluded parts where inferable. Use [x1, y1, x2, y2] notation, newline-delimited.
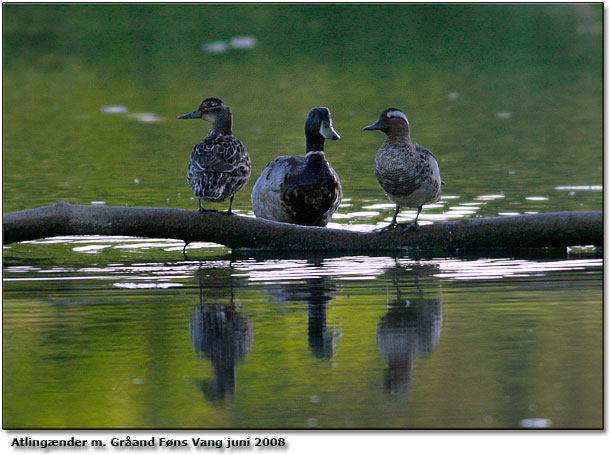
[415, 206, 422, 223]
[225, 197, 234, 215]
[378, 205, 401, 233]
[399, 206, 422, 232]
[197, 199, 218, 213]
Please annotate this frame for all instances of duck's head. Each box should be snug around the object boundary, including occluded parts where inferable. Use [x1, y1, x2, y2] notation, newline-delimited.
[305, 107, 340, 141]
[363, 108, 410, 137]
[178, 97, 231, 123]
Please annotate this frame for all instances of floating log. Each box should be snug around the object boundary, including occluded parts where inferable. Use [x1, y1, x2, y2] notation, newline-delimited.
[1, 201, 602, 251]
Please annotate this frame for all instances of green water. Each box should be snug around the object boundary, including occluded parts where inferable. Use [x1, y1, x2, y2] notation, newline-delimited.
[2, 4, 602, 429]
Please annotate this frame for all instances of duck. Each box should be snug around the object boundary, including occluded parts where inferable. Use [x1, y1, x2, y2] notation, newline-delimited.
[251, 107, 342, 226]
[179, 97, 251, 213]
[363, 108, 443, 232]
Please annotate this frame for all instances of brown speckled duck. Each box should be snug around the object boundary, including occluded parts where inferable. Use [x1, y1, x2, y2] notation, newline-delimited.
[363, 108, 443, 232]
[179, 97, 251, 213]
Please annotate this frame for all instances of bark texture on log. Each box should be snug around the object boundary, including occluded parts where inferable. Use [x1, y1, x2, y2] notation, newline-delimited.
[2, 201, 603, 251]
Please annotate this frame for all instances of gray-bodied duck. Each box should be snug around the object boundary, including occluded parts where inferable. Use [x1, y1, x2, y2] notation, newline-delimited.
[179, 97, 251, 213]
[363, 108, 443, 231]
[251, 107, 342, 226]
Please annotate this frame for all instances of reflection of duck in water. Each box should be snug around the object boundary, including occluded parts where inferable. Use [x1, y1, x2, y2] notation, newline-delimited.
[190, 304, 253, 401]
[306, 278, 338, 359]
[377, 264, 443, 402]
[262, 261, 339, 359]
[189, 262, 253, 401]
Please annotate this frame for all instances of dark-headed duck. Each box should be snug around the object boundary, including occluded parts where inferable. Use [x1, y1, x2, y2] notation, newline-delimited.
[251, 107, 342, 226]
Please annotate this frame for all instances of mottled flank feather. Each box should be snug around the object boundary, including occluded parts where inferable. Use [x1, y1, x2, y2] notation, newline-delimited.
[374, 140, 441, 207]
[187, 132, 251, 203]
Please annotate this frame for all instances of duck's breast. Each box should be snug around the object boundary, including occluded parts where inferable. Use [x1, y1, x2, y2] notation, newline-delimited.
[282, 154, 342, 226]
[252, 156, 306, 223]
[375, 144, 441, 207]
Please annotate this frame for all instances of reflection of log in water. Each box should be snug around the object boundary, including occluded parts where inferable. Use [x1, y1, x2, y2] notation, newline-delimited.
[377, 264, 443, 402]
[264, 275, 339, 359]
[189, 264, 253, 401]
[190, 304, 253, 401]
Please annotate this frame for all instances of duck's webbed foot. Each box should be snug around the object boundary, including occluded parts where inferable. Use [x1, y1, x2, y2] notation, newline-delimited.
[377, 222, 398, 234]
[377, 204, 401, 234]
[197, 200, 218, 213]
[397, 206, 423, 232]
[198, 207, 219, 213]
[399, 221, 419, 233]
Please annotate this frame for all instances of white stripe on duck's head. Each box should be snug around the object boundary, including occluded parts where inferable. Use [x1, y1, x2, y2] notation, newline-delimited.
[305, 107, 340, 141]
[363, 107, 410, 136]
[178, 97, 231, 123]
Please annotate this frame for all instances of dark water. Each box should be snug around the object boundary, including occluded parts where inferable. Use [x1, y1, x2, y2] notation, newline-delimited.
[2, 4, 602, 429]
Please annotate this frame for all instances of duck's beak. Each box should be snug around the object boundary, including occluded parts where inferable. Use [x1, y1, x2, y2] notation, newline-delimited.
[320, 122, 340, 140]
[362, 119, 385, 131]
[178, 110, 200, 119]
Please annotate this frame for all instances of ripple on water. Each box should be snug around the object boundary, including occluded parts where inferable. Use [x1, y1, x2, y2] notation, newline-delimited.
[72, 245, 112, 253]
[112, 282, 183, 289]
[361, 203, 396, 209]
[202, 40, 229, 54]
[229, 35, 257, 49]
[230, 256, 602, 283]
[347, 211, 380, 217]
[475, 194, 505, 201]
[100, 105, 127, 114]
[125, 113, 165, 123]
[25, 236, 226, 252]
[555, 185, 602, 191]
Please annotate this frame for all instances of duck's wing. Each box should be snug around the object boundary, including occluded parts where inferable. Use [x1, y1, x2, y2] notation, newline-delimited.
[415, 143, 444, 184]
[323, 165, 343, 219]
[251, 156, 307, 223]
[191, 136, 250, 174]
[414, 143, 438, 162]
[264, 156, 306, 181]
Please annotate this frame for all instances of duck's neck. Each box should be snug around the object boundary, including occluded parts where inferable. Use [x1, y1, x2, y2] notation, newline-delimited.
[210, 108, 233, 135]
[306, 133, 325, 154]
[386, 132, 412, 144]
[387, 123, 411, 142]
